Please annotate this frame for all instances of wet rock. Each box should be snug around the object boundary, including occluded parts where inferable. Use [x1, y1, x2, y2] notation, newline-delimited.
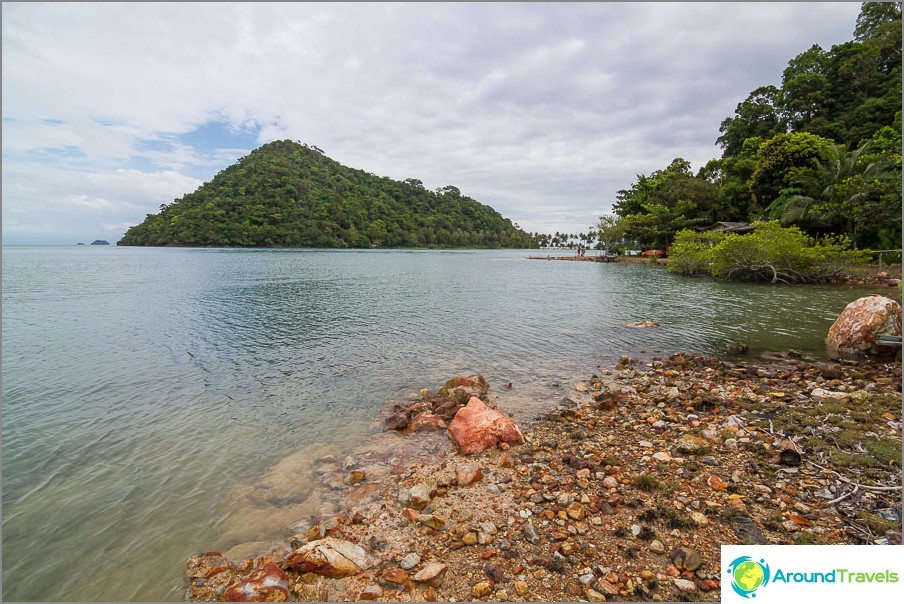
[626, 320, 661, 328]
[286, 537, 375, 577]
[432, 400, 462, 421]
[669, 547, 702, 572]
[412, 562, 449, 587]
[410, 413, 448, 432]
[447, 397, 524, 455]
[223, 563, 290, 602]
[384, 413, 409, 431]
[343, 471, 366, 485]
[185, 552, 232, 579]
[826, 295, 902, 359]
[439, 374, 490, 404]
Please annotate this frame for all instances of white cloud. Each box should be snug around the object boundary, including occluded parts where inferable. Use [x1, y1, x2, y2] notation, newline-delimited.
[1, 2, 863, 243]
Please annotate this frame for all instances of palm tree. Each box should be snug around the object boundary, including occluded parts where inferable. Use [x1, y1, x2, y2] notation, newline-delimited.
[780, 142, 887, 232]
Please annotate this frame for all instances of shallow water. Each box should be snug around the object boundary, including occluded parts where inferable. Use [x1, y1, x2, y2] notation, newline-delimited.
[1, 246, 877, 601]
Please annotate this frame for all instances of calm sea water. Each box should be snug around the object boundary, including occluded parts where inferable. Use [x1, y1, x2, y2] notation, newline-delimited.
[1, 246, 877, 601]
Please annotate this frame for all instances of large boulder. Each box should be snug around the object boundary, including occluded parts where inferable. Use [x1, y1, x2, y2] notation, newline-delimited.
[826, 295, 902, 359]
[447, 397, 524, 455]
[286, 537, 375, 577]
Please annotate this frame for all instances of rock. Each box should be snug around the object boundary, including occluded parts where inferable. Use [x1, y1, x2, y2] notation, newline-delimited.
[412, 562, 449, 587]
[359, 584, 383, 600]
[514, 580, 529, 596]
[439, 374, 489, 404]
[90, 239, 110, 245]
[381, 567, 411, 588]
[286, 537, 375, 577]
[566, 502, 586, 520]
[669, 547, 702, 572]
[456, 463, 484, 486]
[400, 553, 421, 570]
[626, 320, 660, 328]
[223, 563, 289, 602]
[343, 471, 366, 485]
[185, 552, 231, 579]
[602, 476, 619, 489]
[676, 434, 711, 454]
[673, 578, 697, 591]
[399, 482, 432, 510]
[432, 400, 461, 421]
[585, 588, 608, 601]
[447, 397, 524, 455]
[472, 580, 494, 599]
[826, 295, 902, 359]
[730, 515, 765, 544]
[416, 513, 446, 530]
[409, 413, 448, 432]
[649, 540, 665, 554]
[779, 449, 802, 466]
[689, 511, 709, 526]
[384, 413, 410, 431]
[523, 519, 541, 544]
[810, 387, 852, 403]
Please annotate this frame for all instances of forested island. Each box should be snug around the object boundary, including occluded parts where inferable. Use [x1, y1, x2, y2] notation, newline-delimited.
[117, 140, 539, 248]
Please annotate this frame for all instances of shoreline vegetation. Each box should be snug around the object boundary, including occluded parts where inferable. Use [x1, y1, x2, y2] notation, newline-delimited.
[184, 344, 902, 602]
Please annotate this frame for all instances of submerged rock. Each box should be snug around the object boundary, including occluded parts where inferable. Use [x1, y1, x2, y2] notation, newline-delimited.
[223, 563, 289, 602]
[447, 397, 524, 455]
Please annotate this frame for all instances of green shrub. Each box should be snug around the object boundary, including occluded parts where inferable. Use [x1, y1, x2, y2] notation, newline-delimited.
[667, 221, 867, 283]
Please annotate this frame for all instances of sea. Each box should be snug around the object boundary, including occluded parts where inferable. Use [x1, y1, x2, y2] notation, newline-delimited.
[0, 246, 878, 601]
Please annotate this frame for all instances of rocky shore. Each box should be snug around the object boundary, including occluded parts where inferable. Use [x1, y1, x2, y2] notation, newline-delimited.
[184, 350, 902, 602]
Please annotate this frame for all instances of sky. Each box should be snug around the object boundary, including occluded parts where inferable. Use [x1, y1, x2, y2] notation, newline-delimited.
[1, 2, 864, 245]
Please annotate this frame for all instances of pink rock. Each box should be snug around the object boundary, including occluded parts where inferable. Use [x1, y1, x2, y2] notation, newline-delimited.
[447, 397, 524, 455]
[223, 563, 290, 602]
[826, 295, 902, 359]
[286, 537, 375, 577]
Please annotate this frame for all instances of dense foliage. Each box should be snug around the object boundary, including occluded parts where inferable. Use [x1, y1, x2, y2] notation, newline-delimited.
[667, 221, 868, 283]
[118, 140, 539, 248]
[609, 3, 901, 251]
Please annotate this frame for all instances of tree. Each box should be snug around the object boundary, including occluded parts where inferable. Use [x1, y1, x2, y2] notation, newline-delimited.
[595, 214, 625, 253]
[717, 86, 787, 158]
[749, 132, 835, 212]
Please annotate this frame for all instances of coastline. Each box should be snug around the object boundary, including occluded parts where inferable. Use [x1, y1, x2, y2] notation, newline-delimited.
[184, 350, 902, 602]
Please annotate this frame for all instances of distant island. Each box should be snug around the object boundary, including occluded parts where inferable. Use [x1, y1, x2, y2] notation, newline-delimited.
[118, 140, 539, 249]
[90, 240, 110, 246]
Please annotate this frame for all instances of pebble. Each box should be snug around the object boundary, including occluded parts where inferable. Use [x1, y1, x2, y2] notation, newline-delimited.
[673, 578, 697, 591]
[472, 581, 493, 599]
[399, 553, 420, 570]
[649, 540, 665, 554]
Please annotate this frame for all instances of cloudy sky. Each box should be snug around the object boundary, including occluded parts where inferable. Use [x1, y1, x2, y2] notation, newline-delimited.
[2, 2, 863, 244]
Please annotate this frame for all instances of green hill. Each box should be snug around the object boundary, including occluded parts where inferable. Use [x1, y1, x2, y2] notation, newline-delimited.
[117, 140, 538, 248]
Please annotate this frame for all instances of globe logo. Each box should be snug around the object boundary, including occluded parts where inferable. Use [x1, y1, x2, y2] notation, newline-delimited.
[727, 556, 771, 598]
